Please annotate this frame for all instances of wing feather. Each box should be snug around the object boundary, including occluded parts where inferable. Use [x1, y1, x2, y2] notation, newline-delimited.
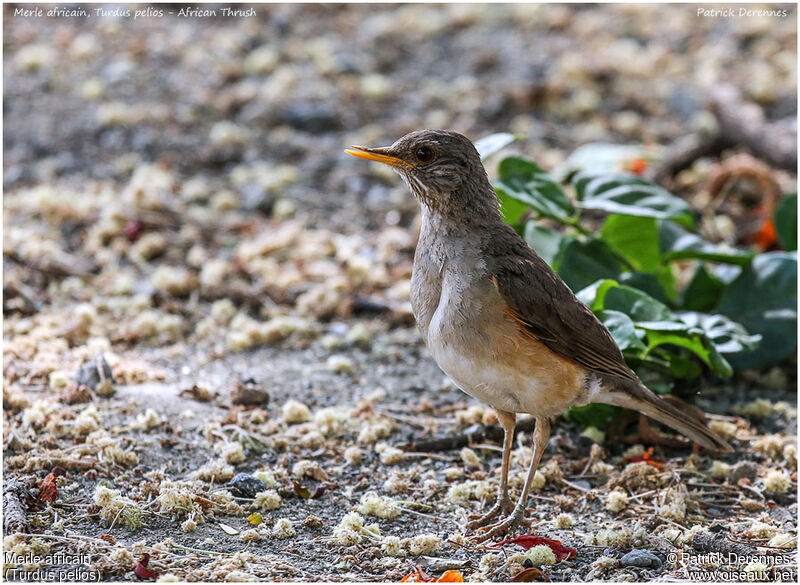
[488, 224, 639, 384]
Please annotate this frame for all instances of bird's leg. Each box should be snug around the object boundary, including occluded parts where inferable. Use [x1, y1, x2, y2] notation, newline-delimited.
[466, 410, 516, 530]
[472, 417, 551, 542]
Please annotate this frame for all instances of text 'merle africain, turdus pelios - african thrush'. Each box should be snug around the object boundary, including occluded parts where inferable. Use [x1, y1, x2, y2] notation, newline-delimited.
[346, 130, 731, 540]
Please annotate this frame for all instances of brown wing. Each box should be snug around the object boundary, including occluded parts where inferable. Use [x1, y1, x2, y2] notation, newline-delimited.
[488, 223, 639, 384]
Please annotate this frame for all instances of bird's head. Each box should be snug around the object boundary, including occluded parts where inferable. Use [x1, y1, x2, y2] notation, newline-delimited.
[346, 129, 497, 218]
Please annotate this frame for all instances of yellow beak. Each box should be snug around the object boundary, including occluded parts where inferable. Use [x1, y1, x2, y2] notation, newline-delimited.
[345, 145, 414, 169]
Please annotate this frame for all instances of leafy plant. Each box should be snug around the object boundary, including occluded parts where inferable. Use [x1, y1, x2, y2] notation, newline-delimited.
[775, 192, 797, 251]
[717, 252, 797, 369]
[484, 141, 796, 397]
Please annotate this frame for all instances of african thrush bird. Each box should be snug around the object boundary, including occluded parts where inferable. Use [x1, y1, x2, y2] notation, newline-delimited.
[346, 130, 732, 540]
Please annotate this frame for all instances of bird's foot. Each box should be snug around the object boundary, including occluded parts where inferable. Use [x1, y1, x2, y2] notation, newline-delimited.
[465, 496, 515, 530]
[470, 506, 532, 543]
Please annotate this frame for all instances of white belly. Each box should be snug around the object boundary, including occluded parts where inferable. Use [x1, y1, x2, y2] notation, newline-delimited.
[427, 329, 577, 417]
[420, 262, 587, 417]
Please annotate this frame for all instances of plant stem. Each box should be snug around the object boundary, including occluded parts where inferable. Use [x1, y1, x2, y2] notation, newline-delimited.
[171, 544, 231, 556]
[564, 215, 592, 237]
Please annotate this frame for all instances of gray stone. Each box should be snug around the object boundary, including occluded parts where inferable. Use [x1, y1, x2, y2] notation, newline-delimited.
[74, 356, 115, 391]
[730, 461, 758, 483]
[227, 473, 267, 499]
[621, 549, 663, 569]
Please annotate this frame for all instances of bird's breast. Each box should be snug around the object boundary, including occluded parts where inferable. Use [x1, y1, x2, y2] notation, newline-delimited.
[410, 252, 443, 344]
[425, 273, 587, 416]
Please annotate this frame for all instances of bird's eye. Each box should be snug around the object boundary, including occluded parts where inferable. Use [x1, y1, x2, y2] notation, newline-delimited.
[415, 146, 433, 163]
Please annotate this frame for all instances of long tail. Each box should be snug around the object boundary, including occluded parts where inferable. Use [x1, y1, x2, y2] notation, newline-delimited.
[596, 381, 733, 452]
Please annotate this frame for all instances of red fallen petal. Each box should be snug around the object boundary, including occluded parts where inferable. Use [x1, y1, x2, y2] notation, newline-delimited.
[435, 570, 464, 582]
[752, 219, 777, 250]
[627, 158, 649, 176]
[38, 472, 59, 503]
[124, 220, 144, 242]
[490, 535, 577, 561]
[134, 553, 158, 580]
[623, 446, 664, 470]
[400, 566, 435, 583]
[511, 567, 551, 582]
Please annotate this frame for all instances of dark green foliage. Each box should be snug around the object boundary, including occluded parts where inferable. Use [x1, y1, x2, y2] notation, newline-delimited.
[573, 171, 695, 227]
[717, 252, 797, 369]
[494, 153, 796, 386]
[775, 193, 797, 251]
[523, 224, 565, 267]
[564, 403, 619, 429]
[681, 266, 725, 312]
[495, 157, 573, 221]
[556, 239, 622, 291]
[659, 221, 753, 265]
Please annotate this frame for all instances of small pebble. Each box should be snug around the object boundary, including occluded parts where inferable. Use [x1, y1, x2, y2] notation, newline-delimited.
[74, 357, 115, 392]
[227, 473, 267, 499]
[230, 380, 270, 406]
[621, 549, 663, 569]
[730, 461, 758, 483]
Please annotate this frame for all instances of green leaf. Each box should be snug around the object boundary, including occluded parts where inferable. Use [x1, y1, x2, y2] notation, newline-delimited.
[602, 285, 673, 322]
[636, 318, 735, 379]
[475, 132, 518, 161]
[524, 223, 568, 267]
[597, 310, 646, 351]
[717, 251, 797, 369]
[681, 265, 725, 312]
[556, 239, 622, 292]
[638, 327, 733, 378]
[495, 157, 574, 221]
[659, 221, 753, 265]
[635, 320, 690, 332]
[573, 171, 695, 227]
[632, 365, 674, 394]
[564, 403, 620, 428]
[775, 193, 797, 251]
[667, 354, 702, 379]
[574, 272, 766, 382]
[656, 266, 678, 302]
[707, 349, 733, 378]
[602, 215, 661, 271]
[247, 512, 263, 526]
[713, 264, 744, 285]
[498, 191, 529, 225]
[676, 312, 761, 355]
[618, 271, 674, 305]
[576, 279, 619, 310]
[292, 479, 312, 499]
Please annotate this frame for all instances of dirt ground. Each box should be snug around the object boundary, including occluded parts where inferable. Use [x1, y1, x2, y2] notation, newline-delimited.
[3, 3, 797, 582]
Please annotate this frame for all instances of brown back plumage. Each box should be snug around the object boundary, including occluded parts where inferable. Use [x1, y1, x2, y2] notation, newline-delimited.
[487, 221, 731, 452]
[488, 221, 639, 385]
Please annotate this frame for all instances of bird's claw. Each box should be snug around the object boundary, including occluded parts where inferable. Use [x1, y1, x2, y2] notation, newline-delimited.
[469, 507, 532, 543]
[465, 497, 515, 530]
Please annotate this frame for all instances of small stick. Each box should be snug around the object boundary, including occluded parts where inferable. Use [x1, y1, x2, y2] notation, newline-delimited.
[401, 452, 453, 461]
[171, 543, 231, 556]
[3, 477, 32, 534]
[627, 489, 659, 501]
[16, 532, 115, 548]
[561, 478, 591, 493]
[472, 444, 503, 453]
